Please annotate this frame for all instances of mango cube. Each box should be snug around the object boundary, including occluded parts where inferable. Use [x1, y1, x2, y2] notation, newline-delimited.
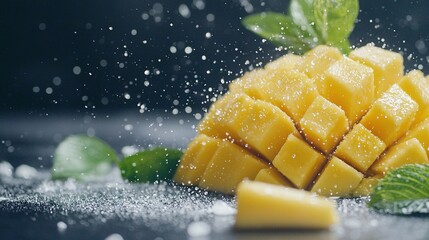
[228, 69, 266, 95]
[264, 54, 301, 71]
[225, 94, 297, 161]
[254, 168, 294, 187]
[273, 134, 326, 189]
[352, 177, 380, 197]
[311, 157, 364, 197]
[350, 45, 403, 97]
[360, 84, 418, 146]
[400, 119, 429, 156]
[324, 57, 374, 125]
[370, 138, 429, 176]
[298, 45, 343, 79]
[334, 124, 386, 172]
[235, 181, 338, 229]
[174, 135, 221, 185]
[299, 96, 349, 154]
[398, 70, 429, 125]
[199, 141, 268, 194]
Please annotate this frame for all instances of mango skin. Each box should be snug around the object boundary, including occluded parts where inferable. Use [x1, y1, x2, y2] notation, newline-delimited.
[235, 181, 338, 229]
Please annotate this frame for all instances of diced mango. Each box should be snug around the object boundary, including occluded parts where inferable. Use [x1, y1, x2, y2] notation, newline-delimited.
[370, 138, 429, 176]
[311, 157, 364, 197]
[334, 124, 386, 172]
[350, 45, 403, 97]
[323, 57, 374, 125]
[235, 181, 338, 229]
[254, 168, 294, 187]
[228, 69, 266, 95]
[264, 54, 301, 71]
[299, 96, 349, 154]
[398, 70, 429, 126]
[360, 84, 418, 146]
[197, 93, 241, 141]
[174, 135, 222, 185]
[199, 141, 268, 194]
[298, 45, 343, 79]
[225, 94, 297, 161]
[273, 134, 326, 189]
[400, 119, 429, 156]
[352, 177, 380, 197]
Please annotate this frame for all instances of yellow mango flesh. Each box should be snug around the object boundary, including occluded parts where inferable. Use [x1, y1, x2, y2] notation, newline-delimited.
[398, 70, 429, 126]
[254, 168, 294, 187]
[311, 157, 363, 197]
[199, 141, 268, 194]
[370, 138, 429, 176]
[175, 44, 429, 198]
[273, 134, 326, 189]
[400, 119, 429, 156]
[350, 45, 404, 97]
[235, 181, 338, 229]
[334, 123, 386, 172]
[360, 84, 418, 146]
[299, 95, 349, 154]
[323, 57, 374, 125]
[352, 177, 380, 197]
[174, 135, 221, 185]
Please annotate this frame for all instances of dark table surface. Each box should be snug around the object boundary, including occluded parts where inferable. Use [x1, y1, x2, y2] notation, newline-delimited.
[1, 111, 429, 240]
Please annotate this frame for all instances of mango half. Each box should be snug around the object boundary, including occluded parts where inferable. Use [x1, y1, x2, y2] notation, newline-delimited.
[174, 44, 429, 197]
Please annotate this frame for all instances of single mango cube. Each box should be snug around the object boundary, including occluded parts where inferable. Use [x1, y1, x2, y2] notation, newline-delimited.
[370, 138, 429, 176]
[398, 70, 429, 126]
[261, 69, 319, 123]
[400, 119, 429, 156]
[264, 54, 301, 71]
[254, 168, 294, 187]
[226, 94, 297, 161]
[228, 69, 266, 96]
[360, 84, 418, 146]
[324, 57, 374, 125]
[299, 96, 349, 154]
[311, 157, 364, 197]
[174, 135, 206, 185]
[199, 141, 268, 194]
[235, 181, 338, 229]
[298, 45, 343, 79]
[273, 134, 326, 189]
[349, 45, 404, 97]
[174, 135, 222, 185]
[334, 123, 386, 172]
[351, 177, 380, 197]
[197, 93, 241, 141]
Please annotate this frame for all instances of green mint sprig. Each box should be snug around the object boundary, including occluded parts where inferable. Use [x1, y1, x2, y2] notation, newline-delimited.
[242, 0, 359, 54]
[52, 135, 183, 183]
[368, 164, 429, 215]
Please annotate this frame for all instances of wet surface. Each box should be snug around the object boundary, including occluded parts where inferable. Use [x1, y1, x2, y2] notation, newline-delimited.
[1, 112, 429, 240]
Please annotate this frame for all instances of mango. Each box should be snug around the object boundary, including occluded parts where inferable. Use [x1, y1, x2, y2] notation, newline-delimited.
[299, 95, 349, 154]
[352, 177, 380, 197]
[350, 44, 403, 97]
[254, 168, 294, 187]
[360, 84, 418, 146]
[199, 140, 268, 194]
[334, 123, 386, 172]
[175, 44, 428, 198]
[273, 134, 326, 189]
[235, 181, 338, 229]
[311, 157, 363, 197]
[370, 138, 429, 176]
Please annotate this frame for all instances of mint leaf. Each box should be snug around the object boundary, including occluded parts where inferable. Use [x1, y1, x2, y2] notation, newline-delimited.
[368, 164, 429, 214]
[289, 0, 319, 39]
[119, 147, 183, 183]
[52, 135, 119, 180]
[313, 0, 358, 48]
[242, 12, 317, 54]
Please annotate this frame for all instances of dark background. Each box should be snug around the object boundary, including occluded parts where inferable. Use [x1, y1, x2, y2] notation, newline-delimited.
[1, 0, 429, 116]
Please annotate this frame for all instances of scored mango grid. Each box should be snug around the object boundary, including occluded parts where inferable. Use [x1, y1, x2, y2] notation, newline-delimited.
[177, 45, 428, 196]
